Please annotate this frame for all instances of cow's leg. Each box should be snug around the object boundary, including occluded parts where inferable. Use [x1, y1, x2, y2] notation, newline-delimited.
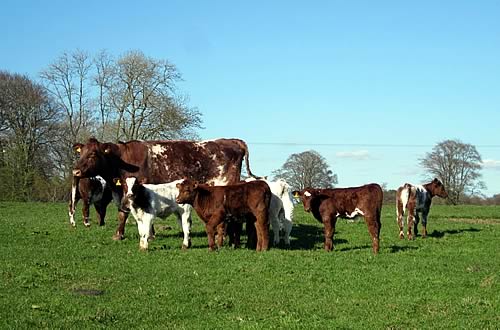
[270, 209, 281, 247]
[283, 212, 293, 248]
[421, 209, 430, 238]
[255, 213, 270, 252]
[323, 215, 337, 251]
[206, 216, 222, 251]
[396, 200, 405, 239]
[113, 210, 129, 240]
[246, 219, 257, 250]
[232, 221, 242, 248]
[68, 184, 79, 227]
[94, 202, 107, 226]
[216, 222, 225, 248]
[177, 206, 192, 249]
[406, 201, 416, 240]
[82, 200, 91, 227]
[137, 214, 154, 250]
[414, 212, 420, 237]
[364, 212, 381, 254]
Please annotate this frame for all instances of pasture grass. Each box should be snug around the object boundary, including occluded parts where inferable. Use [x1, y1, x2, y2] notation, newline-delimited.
[0, 202, 499, 329]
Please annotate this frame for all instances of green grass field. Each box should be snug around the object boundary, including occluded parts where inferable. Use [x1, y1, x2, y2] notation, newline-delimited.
[0, 202, 499, 329]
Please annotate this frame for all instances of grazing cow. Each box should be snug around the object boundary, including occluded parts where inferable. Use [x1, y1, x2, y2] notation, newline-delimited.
[68, 175, 114, 227]
[293, 184, 383, 254]
[117, 177, 193, 250]
[245, 177, 295, 247]
[396, 178, 448, 240]
[71, 137, 260, 241]
[175, 179, 271, 251]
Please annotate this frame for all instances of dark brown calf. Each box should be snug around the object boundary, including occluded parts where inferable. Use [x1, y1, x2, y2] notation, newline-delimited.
[68, 176, 113, 227]
[293, 184, 383, 254]
[396, 178, 448, 240]
[176, 179, 271, 251]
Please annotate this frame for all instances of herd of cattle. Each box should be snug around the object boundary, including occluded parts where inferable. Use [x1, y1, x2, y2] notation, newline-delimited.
[69, 137, 448, 253]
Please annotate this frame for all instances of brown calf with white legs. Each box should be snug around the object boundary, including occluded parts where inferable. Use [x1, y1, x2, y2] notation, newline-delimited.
[293, 184, 383, 254]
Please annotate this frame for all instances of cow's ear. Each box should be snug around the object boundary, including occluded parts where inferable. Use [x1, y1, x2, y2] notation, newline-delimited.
[102, 143, 115, 154]
[73, 143, 83, 154]
[113, 178, 122, 186]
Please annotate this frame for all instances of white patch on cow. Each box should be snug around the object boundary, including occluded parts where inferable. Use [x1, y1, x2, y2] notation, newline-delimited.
[304, 191, 311, 197]
[125, 177, 137, 196]
[400, 186, 410, 213]
[69, 184, 77, 226]
[414, 185, 429, 211]
[345, 208, 364, 219]
[90, 176, 106, 204]
[150, 145, 166, 157]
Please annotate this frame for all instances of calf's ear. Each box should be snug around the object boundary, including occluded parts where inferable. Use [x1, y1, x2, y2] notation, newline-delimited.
[292, 190, 301, 198]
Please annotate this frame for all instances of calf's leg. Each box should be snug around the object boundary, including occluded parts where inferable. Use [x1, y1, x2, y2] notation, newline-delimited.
[82, 200, 91, 227]
[322, 215, 337, 251]
[113, 210, 129, 240]
[364, 213, 381, 254]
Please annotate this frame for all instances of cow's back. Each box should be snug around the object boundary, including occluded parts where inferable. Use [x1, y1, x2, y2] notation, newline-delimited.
[118, 139, 246, 185]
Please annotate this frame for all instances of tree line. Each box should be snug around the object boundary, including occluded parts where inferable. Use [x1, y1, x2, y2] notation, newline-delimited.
[0, 49, 201, 201]
[1, 49, 497, 204]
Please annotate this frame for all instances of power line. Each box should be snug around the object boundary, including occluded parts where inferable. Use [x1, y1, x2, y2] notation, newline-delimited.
[248, 142, 500, 148]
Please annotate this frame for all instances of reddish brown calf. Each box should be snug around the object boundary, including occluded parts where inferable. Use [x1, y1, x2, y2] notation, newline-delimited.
[176, 179, 271, 251]
[293, 184, 383, 254]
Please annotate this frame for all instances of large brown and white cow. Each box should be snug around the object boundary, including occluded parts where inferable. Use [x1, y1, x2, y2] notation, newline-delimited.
[396, 178, 448, 240]
[72, 138, 260, 241]
[175, 179, 271, 251]
[293, 184, 383, 254]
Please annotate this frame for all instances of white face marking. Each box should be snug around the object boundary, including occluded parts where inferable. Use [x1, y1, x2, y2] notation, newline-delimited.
[150, 145, 166, 156]
[304, 191, 311, 197]
[125, 177, 137, 196]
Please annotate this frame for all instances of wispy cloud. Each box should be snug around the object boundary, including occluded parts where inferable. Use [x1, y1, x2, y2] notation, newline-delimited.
[335, 150, 371, 160]
[482, 159, 500, 170]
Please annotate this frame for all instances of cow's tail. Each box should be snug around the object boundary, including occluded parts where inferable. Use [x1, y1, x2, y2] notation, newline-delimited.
[237, 139, 263, 179]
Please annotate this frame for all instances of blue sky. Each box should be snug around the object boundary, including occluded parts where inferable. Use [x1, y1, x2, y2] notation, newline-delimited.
[2, 0, 499, 195]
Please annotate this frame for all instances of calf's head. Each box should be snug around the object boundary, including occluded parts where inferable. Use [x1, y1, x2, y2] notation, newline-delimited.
[176, 179, 199, 205]
[429, 178, 448, 199]
[114, 176, 146, 210]
[292, 189, 317, 212]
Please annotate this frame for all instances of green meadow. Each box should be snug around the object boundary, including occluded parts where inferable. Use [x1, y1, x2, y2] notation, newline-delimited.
[0, 202, 498, 329]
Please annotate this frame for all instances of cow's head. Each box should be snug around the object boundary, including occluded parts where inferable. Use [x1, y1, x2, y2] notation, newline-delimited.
[292, 189, 317, 212]
[72, 138, 119, 178]
[429, 178, 448, 199]
[176, 179, 199, 205]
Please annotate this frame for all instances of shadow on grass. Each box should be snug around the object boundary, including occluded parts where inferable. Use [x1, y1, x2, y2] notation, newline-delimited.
[388, 245, 419, 253]
[289, 223, 348, 250]
[427, 227, 481, 238]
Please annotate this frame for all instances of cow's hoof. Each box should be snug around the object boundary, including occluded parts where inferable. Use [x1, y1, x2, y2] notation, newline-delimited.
[84, 223, 91, 228]
[112, 233, 124, 241]
[181, 243, 189, 250]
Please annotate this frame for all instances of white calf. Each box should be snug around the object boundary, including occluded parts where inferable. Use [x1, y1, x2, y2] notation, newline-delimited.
[119, 177, 193, 250]
[246, 177, 295, 246]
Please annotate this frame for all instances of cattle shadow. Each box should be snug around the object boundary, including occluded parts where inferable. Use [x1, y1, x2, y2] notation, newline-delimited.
[288, 223, 348, 250]
[427, 227, 481, 239]
[387, 245, 419, 253]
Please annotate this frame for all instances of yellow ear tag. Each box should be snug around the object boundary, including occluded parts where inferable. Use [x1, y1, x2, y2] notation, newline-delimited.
[76, 147, 81, 153]
[115, 180, 121, 186]
[294, 192, 299, 198]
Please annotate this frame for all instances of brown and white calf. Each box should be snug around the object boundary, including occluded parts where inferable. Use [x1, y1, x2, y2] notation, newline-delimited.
[175, 179, 271, 251]
[68, 175, 113, 227]
[396, 178, 448, 240]
[117, 177, 193, 250]
[293, 184, 383, 254]
[245, 177, 295, 247]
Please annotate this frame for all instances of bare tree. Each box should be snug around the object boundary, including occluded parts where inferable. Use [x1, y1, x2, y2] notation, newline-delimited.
[419, 139, 484, 204]
[93, 50, 114, 139]
[0, 71, 61, 200]
[272, 150, 338, 190]
[40, 49, 94, 142]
